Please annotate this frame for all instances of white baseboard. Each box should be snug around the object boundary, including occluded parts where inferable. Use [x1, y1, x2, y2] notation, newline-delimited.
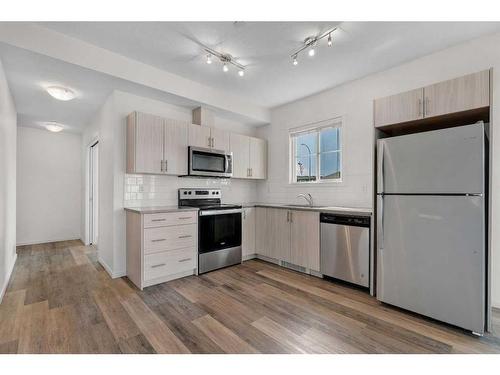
[16, 237, 81, 246]
[98, 256, 126, 279]
[0, 253, 17, 304]
[492, 300, 500, 309]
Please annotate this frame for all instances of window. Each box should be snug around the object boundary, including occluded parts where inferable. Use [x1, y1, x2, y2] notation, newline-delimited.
[290, 119, 342, 184]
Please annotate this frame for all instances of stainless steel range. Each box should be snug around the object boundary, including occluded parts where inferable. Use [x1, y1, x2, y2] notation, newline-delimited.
[178, 188, 242, 274]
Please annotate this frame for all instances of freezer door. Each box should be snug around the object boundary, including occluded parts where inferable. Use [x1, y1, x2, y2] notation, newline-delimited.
[377, 123, 484, 194]
[377, 195, 485, 333]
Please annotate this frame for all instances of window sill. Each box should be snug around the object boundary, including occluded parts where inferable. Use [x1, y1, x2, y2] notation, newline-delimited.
[288, 179, 344, 187]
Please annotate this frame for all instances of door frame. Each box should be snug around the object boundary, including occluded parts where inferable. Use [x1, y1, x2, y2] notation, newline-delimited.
[84, 138, 99, 246]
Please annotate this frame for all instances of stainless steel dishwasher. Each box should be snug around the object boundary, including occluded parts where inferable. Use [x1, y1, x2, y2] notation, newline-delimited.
[320, 213, 370, 288]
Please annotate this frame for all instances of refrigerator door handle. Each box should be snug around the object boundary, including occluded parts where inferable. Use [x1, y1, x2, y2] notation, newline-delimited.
[377, 141, 385, 193]
[377, 195, 384, 250]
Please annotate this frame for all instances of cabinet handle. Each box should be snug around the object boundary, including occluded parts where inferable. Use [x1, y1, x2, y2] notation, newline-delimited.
[151, 263, 166, 268]
[290, 211, 293, 223]
[250, 168, 253, 177]
[208, 137, 211, 147]
[178, 216, 192, 220]
[286, 211, 290, 222]
[211, 137, 214, 148]
[418, 98, 422, 117]
[164, 160, 168, 172]
[178, 235, 192, 239]
[151, 218, 166, 222]
[178, 258, 192, 263]
[151, 238, 166, 242]
[160, 160, 164, 172]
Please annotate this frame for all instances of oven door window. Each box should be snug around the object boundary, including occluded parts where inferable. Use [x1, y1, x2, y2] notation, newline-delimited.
[192, 151, 226, 173]
[199, 212, 242, 253]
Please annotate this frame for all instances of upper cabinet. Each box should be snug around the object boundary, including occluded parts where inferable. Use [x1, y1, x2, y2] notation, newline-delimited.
[423, 70, 490, 118]
[188, 124, 230, 152]
[188, 124, 212, 149]
[229, 134, 267, 180]
[127, 111, 267, 179]
[374, 88, 424, 127]
[374, 70, 490, 128]
[127, 112, 188, 175]
[249, 136, 267, 179]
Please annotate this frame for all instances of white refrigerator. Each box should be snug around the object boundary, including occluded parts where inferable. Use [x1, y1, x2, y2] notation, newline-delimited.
[376, 123, 488, 334]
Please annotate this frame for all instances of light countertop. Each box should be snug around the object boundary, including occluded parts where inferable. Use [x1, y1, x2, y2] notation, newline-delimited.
[124, 206, 199, 214]
[239, 202, 372, 216]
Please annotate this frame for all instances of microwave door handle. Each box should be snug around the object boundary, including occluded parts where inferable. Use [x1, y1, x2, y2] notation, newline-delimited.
[225, 155, 229, 173]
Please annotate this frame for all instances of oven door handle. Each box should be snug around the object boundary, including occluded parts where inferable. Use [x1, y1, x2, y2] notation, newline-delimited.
[199, 209, 243, 216]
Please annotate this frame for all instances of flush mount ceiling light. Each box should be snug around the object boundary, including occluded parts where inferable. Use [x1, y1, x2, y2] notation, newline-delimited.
[204, 47, 246, 77]
[46, 86, 76, 101]
[291, 27, 337, 66]
[44, 122, 64, 132]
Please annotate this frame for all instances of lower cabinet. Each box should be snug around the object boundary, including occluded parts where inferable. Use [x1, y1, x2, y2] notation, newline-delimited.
[254, 207, 320, 272]
[242, 207, 256, 258]
[126, 210, 198, 289]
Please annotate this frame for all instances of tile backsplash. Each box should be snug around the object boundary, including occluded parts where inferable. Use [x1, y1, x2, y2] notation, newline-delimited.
[124, 174, 258, 207]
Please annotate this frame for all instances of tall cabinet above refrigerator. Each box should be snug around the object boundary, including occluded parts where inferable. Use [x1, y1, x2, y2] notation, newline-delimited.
[376, 122, 488, 334]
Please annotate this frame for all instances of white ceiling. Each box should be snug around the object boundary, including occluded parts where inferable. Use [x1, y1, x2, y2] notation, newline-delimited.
[38, 21, 500, 108]
[2, 22, 500, 134]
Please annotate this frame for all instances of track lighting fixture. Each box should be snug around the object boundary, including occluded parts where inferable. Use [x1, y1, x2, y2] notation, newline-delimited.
[291, 27, 337, 65]
[204, 47, 246, 77]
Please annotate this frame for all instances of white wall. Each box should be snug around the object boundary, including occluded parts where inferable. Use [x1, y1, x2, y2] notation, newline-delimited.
[16, 126, 82, 245]
[258, 31, 500, 307]
[0, 58, 17, 301]
[83, 90, 258, 277]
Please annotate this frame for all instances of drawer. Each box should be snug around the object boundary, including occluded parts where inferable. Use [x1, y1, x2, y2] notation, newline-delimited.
[144, 224, 197, 254]
[144, 248, 196, 281]
[144, 211, 197, 228]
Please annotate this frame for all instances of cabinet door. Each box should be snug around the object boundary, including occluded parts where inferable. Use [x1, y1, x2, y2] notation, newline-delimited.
[242, 207, 256, 258]
[134, 112, 164, 174]
[290, 210, 320, 271]
[255, 207, 268, 257]
[188, 124, 212, 148]
[267, 208, 291, 262]
[211, 127, 230, 152]
[230, 133, 250, 178]
[249, 137, 267, 179]
[424, 70, 489, 118]
[374, 88, 424, 127]
[164, 118, 188, 175]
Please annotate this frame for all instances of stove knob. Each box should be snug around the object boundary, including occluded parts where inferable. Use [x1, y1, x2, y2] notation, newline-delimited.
[183, 191, 187, 195]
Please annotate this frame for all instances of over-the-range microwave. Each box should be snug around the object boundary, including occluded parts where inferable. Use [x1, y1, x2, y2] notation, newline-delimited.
[187, 146, 233, 178]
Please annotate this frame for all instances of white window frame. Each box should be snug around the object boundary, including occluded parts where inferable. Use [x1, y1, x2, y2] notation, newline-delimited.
[289, 117, 343, 185]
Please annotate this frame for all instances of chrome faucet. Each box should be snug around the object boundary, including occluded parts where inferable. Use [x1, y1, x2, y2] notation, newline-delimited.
[296, 193, 313, 207]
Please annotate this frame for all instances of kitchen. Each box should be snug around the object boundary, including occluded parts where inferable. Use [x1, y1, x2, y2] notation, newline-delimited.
[1, 13, 500, 368]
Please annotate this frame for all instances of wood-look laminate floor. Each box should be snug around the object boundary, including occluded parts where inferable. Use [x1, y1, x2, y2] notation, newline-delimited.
[1, 241, 500, 354]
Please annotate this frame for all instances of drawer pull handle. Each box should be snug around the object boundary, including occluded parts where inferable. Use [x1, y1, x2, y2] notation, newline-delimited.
[151, 238, 166, 242]
[178, 235, 192, 239]
[151, 263, 166, 268]
[178, 217, 192, 220]
[178, 258, 192, 263]
[151, 218, 166, 222]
